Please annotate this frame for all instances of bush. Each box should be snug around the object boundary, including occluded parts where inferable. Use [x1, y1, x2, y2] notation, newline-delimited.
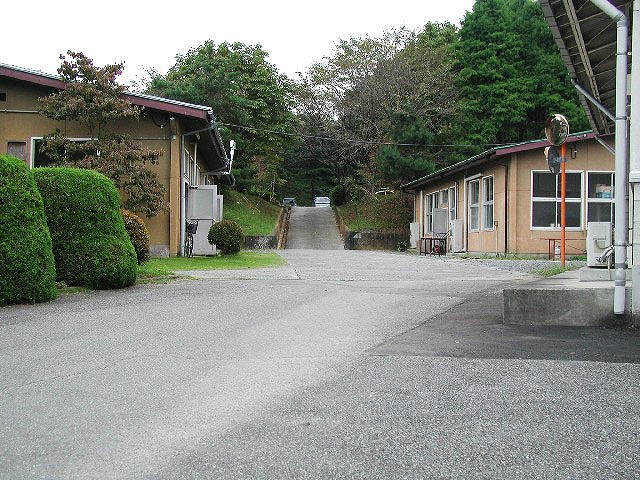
[0, 155, 57, 305]
[330, 184, 347, 206]
[33, 168, 137, 289]
[121, 209, 150, 264]
[208, 219, 244, 255]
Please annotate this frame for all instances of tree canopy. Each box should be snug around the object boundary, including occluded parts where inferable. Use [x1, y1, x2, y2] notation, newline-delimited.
[136, 2, 592, 201]
[455, 0, 589, 149]
[145, 41, 298, 197]
[38, 51, 166, 217]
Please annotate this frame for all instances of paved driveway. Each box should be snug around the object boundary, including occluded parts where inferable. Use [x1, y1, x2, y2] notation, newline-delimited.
[0, 250, 638, 479]
[285, 206, 343, 249]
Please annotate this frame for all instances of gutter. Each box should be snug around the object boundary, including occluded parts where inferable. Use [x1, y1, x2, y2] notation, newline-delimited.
[590, 0, 628, 315]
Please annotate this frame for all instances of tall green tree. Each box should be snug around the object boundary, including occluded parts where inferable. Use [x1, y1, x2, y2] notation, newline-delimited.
[38, 51, 166, 217]
[145, 41, 297, 194]
[295, 23, 460, 192]
[455, 0, 588, 150]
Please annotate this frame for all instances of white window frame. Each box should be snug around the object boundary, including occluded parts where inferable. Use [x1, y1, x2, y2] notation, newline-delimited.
[424, 192, 433, 234]
[30, 137, 92, 168]
[449, 186, 457, 221]
[439, 188, 448, 208]
[586, 171, 614, 224]
[482, 176, 494, 231]
[183, 146, 201, 187]
[468, 179, 480, 232]
[530, 170, 583, 230]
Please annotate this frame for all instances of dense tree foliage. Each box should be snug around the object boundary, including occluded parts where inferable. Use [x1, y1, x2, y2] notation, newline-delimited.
[145, 41, 298, 196]
[38, 51, 166, 217]
[291, 23, 460, 192]
[456, 0, 589, 150]
[137, 2, 591, 200]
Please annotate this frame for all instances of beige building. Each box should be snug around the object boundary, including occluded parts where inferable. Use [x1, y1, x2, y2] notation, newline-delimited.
[1, 64, 232, 256]
[401, 133, 615, 257]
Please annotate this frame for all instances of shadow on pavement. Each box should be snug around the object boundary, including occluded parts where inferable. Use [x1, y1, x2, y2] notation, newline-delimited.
[370, 289, 640, 364]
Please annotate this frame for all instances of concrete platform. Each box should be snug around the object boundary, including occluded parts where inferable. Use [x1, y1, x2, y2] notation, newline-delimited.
[503, 269, 631, 327]
[578, 266, 632, 281]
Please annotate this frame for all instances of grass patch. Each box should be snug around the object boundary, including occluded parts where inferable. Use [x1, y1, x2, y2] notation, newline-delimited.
[535, 265, 570, 277]
[458, 253, 539, 260]
[534, 262, 584, 277]
[223, 190, 282, 236]
[55, 281, 89, 295]
[140, 252, 286, 273]
[337, 193, 412, 231]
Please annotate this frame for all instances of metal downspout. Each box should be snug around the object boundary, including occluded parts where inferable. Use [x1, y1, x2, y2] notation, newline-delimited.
[630, 0, 640, 325]
[590, 0, 628, 314]
[179, 134, 185, 257]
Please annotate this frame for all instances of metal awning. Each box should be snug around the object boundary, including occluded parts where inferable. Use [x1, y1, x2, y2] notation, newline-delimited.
[539, 0, 632, 135]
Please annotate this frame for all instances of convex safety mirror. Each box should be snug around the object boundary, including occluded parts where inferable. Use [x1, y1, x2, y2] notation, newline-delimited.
[545, 114, 570, 146]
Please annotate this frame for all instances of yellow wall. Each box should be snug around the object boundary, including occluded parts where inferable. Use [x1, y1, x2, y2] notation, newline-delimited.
[0, 78, 191, 256]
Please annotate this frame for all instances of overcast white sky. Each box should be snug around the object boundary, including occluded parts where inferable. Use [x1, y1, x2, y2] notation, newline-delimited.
[4, 1, 475, 87]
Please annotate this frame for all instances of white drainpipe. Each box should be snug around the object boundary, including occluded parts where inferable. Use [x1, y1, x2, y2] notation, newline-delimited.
[590, 0, 628, 314]
[631, 0, 640, 324]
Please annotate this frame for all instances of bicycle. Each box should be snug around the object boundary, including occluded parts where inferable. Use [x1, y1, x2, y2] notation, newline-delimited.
[185, 220, 198, 257]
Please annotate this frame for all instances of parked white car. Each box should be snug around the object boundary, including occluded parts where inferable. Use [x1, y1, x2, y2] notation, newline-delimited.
[313, 196, 331, 207]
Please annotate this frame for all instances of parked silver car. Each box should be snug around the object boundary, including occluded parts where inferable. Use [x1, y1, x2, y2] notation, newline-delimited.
[313, 196, 331, 207]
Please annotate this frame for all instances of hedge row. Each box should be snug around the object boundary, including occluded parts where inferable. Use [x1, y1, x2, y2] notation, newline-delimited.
[0, 155, 57, 306]
[121, 209, 150, 264]
[33, 168, 137, 290]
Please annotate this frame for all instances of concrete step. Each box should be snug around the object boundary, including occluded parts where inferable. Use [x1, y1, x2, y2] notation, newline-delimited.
[503, 270, 630, 327]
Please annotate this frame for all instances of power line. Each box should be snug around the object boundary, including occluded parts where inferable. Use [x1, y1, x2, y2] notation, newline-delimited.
[218, 122, 503, 148]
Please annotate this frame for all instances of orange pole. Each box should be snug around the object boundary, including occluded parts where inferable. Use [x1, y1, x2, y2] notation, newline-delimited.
[560, 143, 567, 267]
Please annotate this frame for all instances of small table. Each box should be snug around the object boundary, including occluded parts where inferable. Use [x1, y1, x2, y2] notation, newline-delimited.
[542, 238, 560, 259]
[420, 236, 447, 256]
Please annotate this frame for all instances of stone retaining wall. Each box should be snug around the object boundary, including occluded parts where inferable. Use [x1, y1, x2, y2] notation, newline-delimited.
[335, 208, 409, 250]
[243, 207, 290, 250]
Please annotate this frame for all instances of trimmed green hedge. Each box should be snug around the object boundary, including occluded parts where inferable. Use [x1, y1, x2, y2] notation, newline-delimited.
[33, 168, 137, 289]
[208, 219, 244, 255]
[0, 155, 57, 305]
[121, 209, 150, 264]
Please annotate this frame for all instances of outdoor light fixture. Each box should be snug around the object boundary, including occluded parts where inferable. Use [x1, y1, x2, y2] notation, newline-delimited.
[149, 111, 169, 128]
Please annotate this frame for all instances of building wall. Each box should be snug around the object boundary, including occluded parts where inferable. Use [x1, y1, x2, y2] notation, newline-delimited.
[411, 136, 615, 256]
[511, 137, 614, 256]
[0, 78, 191, 256]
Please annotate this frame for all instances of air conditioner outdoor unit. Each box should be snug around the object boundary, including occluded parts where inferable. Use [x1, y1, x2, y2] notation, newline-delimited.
[409, 222, 419, 248]
[450, 219, 464, 253]
[586, 221, 612, 267]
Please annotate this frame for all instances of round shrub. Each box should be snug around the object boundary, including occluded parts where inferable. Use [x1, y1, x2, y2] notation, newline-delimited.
[208, 220, 244, 255]
[330, 184, 347, 206]
[33, 168, 137, 289]
[121, 209, 150, 264]
[0, 155, 57, 305]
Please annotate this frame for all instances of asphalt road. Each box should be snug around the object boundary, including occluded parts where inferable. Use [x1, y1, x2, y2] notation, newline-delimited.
[285, 206, 343, 249]
[0, 250, 638, 479]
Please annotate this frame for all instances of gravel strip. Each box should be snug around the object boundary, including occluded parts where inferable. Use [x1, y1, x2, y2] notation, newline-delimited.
[439, 256, 587, 275]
